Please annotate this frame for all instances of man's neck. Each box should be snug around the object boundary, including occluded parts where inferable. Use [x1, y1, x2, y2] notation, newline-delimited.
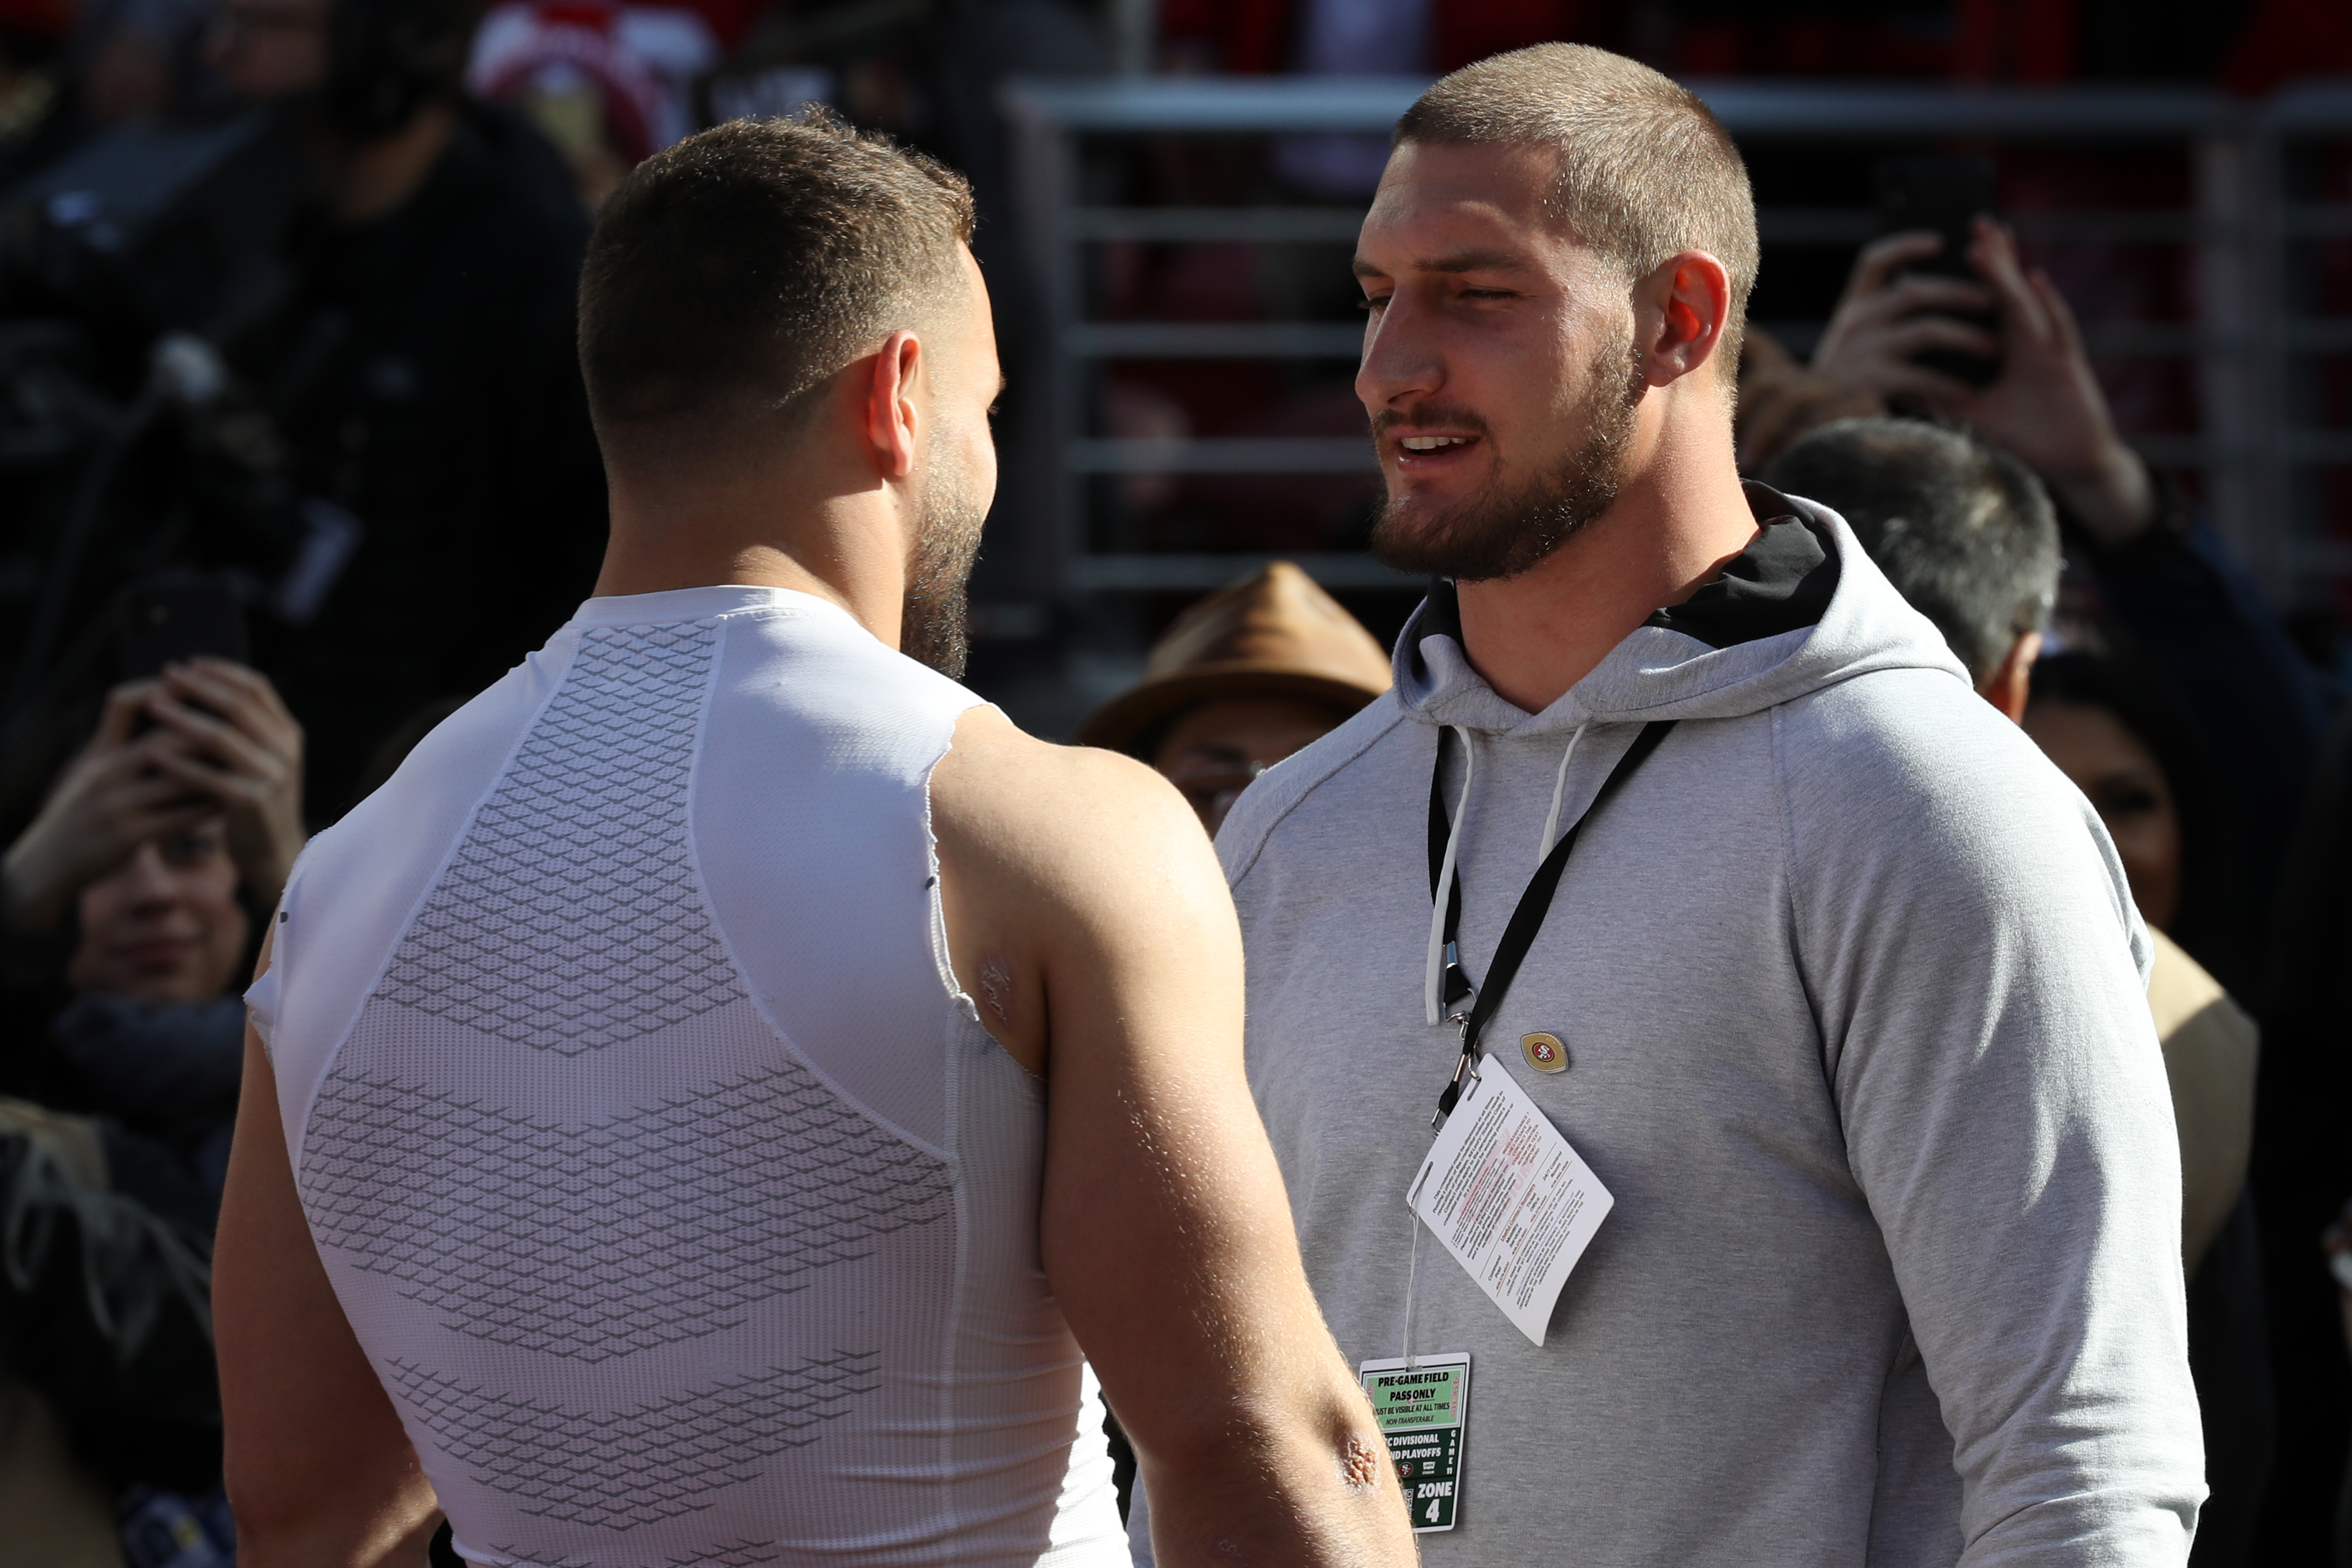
[1454, 443, 1758, 715]
[311, 100, 458, 226]
[595, 468, 909, 648]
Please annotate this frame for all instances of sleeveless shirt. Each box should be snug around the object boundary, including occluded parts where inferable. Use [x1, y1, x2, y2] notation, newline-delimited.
[246, 586, 1124, 1567]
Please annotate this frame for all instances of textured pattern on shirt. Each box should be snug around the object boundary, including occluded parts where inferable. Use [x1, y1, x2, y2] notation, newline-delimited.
[273, 594, 1123, 1564]
[300, 1064, 955, 1361]
[482, 1542, 782, 1568]
[384, 1351, 881, 1528]
[374, 622, 740, 1054]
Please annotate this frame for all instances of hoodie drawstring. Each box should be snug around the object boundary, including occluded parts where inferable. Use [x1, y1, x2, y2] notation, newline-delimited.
[1425, 721, 1591, 1027]
[1538, 722, 1591, 860]
[1423, 726, 1474, 1026]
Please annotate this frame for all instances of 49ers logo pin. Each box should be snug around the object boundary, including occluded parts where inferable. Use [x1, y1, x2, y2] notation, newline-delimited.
[1520, 1032, 1569, 1074]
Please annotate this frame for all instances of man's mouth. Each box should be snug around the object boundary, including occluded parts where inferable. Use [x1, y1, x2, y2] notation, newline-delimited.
[1390, 431, 1482, 472]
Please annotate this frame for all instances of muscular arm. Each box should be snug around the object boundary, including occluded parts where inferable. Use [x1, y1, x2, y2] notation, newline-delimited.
[214, 928, 442, 1566]
[932, 708, 1415, 1567]
[1788, 701, 2202, 1562]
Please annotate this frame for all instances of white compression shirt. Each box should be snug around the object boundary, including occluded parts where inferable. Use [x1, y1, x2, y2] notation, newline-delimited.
[246, 586, 1123, 1567]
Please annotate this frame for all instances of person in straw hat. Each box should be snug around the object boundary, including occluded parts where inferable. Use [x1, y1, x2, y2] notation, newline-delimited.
[1080, 561, 1393, 833]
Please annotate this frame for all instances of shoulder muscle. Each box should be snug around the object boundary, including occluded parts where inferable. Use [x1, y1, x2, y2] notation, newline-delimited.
[929, 707, 1236, 1073]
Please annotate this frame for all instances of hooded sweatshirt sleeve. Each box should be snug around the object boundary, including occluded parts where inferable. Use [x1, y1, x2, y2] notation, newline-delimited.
[1776, 670, 2203, 1566]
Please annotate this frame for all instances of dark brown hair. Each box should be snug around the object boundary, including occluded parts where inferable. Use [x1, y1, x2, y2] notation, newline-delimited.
[1397, 44, 1758, 372]
[578, 112, 976, 454]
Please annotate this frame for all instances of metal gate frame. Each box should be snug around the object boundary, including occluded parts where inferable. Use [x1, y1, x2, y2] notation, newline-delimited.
[2258, 82, 2352, 600]
[1003, 75, 2341, 613]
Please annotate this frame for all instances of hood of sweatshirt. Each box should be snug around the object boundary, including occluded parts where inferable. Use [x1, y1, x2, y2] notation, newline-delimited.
[1394, 482, 1972, 736]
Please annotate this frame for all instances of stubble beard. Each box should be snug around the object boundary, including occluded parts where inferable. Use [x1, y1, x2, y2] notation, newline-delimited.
[1369, 339, 1646, 583]
[900, 469, 986, 680]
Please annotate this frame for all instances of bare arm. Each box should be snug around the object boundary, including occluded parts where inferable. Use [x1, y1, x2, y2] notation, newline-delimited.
[215, 927, 442, 1566]
[932, 709, 1415, 1566]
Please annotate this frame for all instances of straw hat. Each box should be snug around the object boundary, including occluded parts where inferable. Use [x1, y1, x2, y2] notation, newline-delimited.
[1079, 561, 1394, 756]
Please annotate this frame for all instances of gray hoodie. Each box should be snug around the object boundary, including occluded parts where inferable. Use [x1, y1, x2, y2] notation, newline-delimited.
[1144, 488, 2202, 1565]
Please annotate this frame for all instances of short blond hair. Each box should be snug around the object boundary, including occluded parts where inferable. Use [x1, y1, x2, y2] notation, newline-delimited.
[1397, 44, 1758, 371]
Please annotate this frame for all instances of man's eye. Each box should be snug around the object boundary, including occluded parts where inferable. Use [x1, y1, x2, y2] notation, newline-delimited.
[1356, 296, 1389, 313]
[1460, 288, 1513, 301]
[2099, 786, 2162, 818]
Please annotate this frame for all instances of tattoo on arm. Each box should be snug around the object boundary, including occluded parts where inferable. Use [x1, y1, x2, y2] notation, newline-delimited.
[978, 959, 1014, 1026]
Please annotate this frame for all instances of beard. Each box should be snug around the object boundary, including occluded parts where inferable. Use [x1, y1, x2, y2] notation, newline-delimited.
[1369, 339, 1646, 582]
[899, 468, 986, 680]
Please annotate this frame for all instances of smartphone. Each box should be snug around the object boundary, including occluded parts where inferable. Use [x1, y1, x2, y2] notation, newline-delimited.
[1874, 153, 2000, 388]
[118, 573, 249, 682]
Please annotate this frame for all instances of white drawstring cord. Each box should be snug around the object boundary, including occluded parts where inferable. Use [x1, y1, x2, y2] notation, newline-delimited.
[1422, 725, 1474, 1026]
[1401, 1212, 1424, 1369]
[1537, 722, 1592, 860]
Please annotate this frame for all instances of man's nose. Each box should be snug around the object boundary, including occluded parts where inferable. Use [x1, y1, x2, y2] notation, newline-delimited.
[1356, 295, 1443, 418]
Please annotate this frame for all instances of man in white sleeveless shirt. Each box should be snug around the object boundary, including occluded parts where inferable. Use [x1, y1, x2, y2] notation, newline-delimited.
[210, 116, 1416, 1567]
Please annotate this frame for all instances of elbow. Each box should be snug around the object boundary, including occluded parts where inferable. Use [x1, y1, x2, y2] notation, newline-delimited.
[1124, 1382, 1364, 1496]
[223, 1462, 441, 1568]
[221, 1470, 323, 1567]
[1126, 1391, 1416, 1564]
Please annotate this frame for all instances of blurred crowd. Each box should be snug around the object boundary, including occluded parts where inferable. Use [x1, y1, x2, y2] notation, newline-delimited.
[0, 0, 2345, 1564]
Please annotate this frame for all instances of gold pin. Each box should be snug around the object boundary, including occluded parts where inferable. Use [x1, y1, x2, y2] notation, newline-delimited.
[1520, 1032, 1569, 1074]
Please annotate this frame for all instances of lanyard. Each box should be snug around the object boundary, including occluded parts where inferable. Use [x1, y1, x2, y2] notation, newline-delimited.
[1424, 718, 1676, 1127]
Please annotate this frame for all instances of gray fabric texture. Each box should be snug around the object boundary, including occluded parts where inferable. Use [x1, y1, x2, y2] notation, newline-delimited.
[1188, 494, 2202, 1566]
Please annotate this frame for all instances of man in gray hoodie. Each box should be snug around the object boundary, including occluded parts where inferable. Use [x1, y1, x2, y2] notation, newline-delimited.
[1163, 41, 2203, 1567]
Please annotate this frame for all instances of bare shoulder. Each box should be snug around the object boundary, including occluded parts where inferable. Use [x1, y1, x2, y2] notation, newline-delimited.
[929, 706, 1235, 1073]
[930, 704, 1210, 891]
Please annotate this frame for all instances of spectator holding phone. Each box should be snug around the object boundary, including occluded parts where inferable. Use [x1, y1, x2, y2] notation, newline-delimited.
[2, 654, 301, 1216]
[1812, 217, 2149, 538]
[1805, 216, 2327, 970]
[6, 660, 305, 944]
[0, 657, 302, 1566]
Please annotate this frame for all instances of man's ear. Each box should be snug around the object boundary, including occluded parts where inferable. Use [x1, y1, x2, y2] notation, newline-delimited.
[1978, 630, 2042, 725]
[864, 330, 924, 479]
[1639, 249, 1733, 389]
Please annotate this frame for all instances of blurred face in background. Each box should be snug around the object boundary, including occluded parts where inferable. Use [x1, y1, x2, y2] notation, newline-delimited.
[2023, 698, 2183, 932]
[1354, 139, 1645, 582]
[208, 0, 332, 102]
[67, 823, 249, 1004]
[1153, 695, 1354, 835]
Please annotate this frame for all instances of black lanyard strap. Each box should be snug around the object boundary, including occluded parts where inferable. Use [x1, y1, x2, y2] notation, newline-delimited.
[1427, 718, 1677, 1126]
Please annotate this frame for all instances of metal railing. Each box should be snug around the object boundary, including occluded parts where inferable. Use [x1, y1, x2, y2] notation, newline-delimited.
[2260, 82, 2352, 593]
[1004, 76, 2351, 613]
